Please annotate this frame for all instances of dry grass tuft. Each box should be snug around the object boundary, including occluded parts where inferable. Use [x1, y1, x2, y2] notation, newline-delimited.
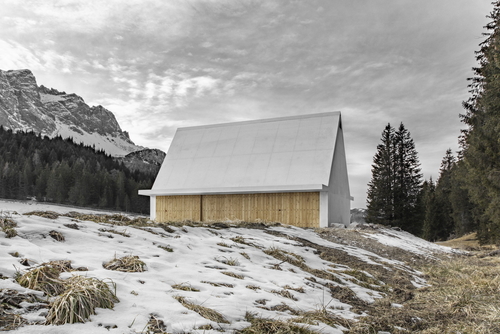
[49, 230, 65, 242]
[294, 307, 351, 329]
[1, 213, 17, 238]
[146, 313, 169, 333]
[45, 276, 118, 325]
[174, 295, 230, 324]
[157, 245, 174, 252]
[171, 283, 200, 292]
[16, 264, 66, 296]
[0, 289, 43, 330]
[283, 285, 305, 293]
[270, 289, 298, 301]
[240, 252, 251, 260]
[103, 255, 146, 272]
[246, 284, 261, 291]
[62, 212, 149, 227]
[201, 281, 234, 288]
[268, 303, 301, 315]
[24, 211, 60, 219]
[221, 271, 244, 280]
[264, 246, 342, 283]
[0, 310, 26, 331]
[3, 228, 17, 238]
[98, 228, 130, 238]
[215, 256, 240, 266]
[237, 312, 316, 334]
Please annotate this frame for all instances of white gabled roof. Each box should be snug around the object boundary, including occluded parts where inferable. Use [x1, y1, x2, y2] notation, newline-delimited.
[141, 112, 341, 196]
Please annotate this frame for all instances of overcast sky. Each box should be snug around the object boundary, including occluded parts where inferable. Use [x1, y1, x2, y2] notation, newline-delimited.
[0, 0, 493, 208]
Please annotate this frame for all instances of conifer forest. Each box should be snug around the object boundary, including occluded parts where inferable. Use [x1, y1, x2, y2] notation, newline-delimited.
[367, 2, 500, 244]
[0, 126, 153, 214]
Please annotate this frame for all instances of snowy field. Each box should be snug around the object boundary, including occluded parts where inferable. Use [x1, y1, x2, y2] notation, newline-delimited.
[0, 200, 457, 333]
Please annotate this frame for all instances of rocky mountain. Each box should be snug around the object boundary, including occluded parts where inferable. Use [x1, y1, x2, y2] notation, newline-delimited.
[116, 148, 166, 175]
[0, 69, 143, 156]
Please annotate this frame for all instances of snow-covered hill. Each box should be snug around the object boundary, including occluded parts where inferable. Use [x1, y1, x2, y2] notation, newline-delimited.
[0, 200, 458, 334]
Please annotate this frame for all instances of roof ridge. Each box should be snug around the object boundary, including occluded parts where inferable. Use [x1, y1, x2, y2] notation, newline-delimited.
[178, 111, 341, 131]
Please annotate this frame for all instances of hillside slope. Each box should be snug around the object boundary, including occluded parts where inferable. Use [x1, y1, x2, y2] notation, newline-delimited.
[0, 200, 458, 334]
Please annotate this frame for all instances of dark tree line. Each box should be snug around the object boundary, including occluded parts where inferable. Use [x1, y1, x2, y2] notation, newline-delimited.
[367, 2, 500, 244]
[366, 128, 476, 241]
[459, 1, 500, 244]
[0, 126, 153, 213]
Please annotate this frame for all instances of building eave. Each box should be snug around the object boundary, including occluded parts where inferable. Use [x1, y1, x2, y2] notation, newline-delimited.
[139, 184, 328, 196]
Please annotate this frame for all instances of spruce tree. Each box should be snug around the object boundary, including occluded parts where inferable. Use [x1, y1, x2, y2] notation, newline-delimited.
[393, 123, 423, 233]
[366, 123, 422, 233]
[461, 2, 500, 243]
[433, 149, 456, 239]
[422, 178, 440, 241]
[366, 124, 395, 225]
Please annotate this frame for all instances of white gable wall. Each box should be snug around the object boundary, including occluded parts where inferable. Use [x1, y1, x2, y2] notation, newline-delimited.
[326, 124, 351, 226]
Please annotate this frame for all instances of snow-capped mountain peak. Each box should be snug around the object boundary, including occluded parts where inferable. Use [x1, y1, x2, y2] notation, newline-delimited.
[0, 69, 143, 157]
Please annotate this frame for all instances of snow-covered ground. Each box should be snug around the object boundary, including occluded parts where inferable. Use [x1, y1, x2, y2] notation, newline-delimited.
[0, 200, 457, 333]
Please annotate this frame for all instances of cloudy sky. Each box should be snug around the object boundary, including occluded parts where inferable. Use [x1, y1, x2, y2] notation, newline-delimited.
[0, 0, 493, 208]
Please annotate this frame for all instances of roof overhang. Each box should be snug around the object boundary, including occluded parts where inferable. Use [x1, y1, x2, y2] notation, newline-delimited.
[139, 184, 328, 196]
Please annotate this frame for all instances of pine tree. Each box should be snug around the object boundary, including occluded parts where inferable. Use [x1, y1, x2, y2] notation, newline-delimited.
[393, 123, 423, 233]
[422, 178, 440, 241]
[449, 160, 477, 236]
[366, 124, 395, 225]
[433, 149, 456, 239]
[366, 123, 422, 233]
[461, 2, 500, 243]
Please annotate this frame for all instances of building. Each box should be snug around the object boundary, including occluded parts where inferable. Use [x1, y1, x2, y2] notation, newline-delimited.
[139, 112, 351, 227]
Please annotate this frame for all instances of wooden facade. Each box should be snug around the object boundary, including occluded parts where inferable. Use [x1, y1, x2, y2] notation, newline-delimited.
[156, 192, 320, 228]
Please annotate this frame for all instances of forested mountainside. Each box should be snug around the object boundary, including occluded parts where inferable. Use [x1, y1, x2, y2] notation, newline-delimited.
[0, 127, 153, 213]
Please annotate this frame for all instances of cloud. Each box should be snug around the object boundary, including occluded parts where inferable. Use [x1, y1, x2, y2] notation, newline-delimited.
[1, 0, 494, 208]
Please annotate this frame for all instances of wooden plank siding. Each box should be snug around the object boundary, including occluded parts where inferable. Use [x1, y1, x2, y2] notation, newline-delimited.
[156, 192, 320, 227]
[156, 195, 201, 222]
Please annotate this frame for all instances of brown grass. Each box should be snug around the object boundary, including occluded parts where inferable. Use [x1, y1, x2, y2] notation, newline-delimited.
[1, 213, 17, 238]
[270, 289, 297, 301]
[171, 283, 200, 292]
[146, 313, 169, 333]
[174, 295, 230, 324]
[103, 255, 146, 272]
[264, 246, 342, 283]
[202, 281, 234, 288]
[49, 230, 65, 242]
[0, 290, 42, 330]
[16, 264, 66, 296]
[221, 271, 244, 279]
[98, 228, 130, 237]
[237, 312, 316, 334]
[45, 276, 118, 325]
[437, 232, 496, 252]
[294, 308, 351, 329]
[346, 255, 500, 333]
[24, 211, 60, 219]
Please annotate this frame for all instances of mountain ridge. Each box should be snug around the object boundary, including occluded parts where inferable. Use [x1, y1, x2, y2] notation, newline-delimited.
[0, 69, 143, 157]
